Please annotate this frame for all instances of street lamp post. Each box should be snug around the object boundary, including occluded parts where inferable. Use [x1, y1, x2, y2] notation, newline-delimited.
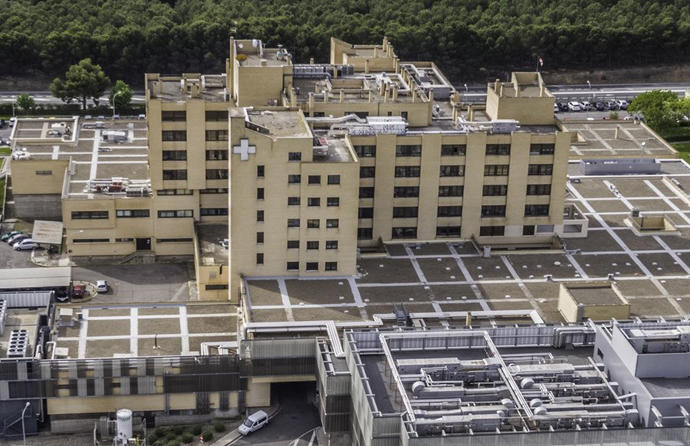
[112, 90, 124, 120]
[464, 83, 468, 92]
[21, 401, 31, 446]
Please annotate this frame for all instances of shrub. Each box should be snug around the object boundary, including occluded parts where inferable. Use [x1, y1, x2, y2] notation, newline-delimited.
[181, 432, 194, 444]
[609, 111, 619, 120]
[173, 425, 185, 435]
[166, 440, 180, 446]
[192, 425, 203, 436]
[154, 427, 166, 437]
[213, 422, 226, 433]
[201, 430, 214, 442]
[147, 433, 159, 444]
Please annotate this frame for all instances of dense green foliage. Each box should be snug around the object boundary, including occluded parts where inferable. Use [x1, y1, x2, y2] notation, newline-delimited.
[628, 90, 686, 129]
[16, 94, 35, 112]
[50, 58, 110, 109]
[2, 0, 689, 84]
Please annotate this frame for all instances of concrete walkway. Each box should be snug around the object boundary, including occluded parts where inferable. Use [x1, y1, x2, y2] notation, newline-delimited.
[210, 405, 280, 446]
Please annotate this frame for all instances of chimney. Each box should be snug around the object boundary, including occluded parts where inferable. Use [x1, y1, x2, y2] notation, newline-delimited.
[379, 81, 386, 96]
[368, 90, 373, 103]
[339, 89, 344, 103]
[467, 105, 474, 121]
[412, 88, 417, 103]
[364, 59, 370, 74]
[392, 85, 398, 101]
[308, 92, 314, 109]
[499, 84, 504, 96]
[452, 104, 458, 121]
[384, 85, 389, 103]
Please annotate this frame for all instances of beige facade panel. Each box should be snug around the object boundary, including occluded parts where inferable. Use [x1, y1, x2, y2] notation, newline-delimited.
[10, 159, 68, 194]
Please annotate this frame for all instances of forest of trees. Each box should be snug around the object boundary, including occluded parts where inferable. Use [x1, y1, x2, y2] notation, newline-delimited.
[1, 0, 689, 86]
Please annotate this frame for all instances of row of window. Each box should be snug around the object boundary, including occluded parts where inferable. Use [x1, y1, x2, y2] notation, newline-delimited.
[353, 143, 554, 158]
[157, 188, 228, 195]
[360, 184, 550, 199]
[287, 174, 341, 185]
[162, 170, 232, 180]
[287, 218, 339, 228]
[260, 236, 339, 250]
[358, 206, 463, 219]
[161, 130, 228, 142]
[73, 238, 193, 244]
[360, 164, 553, 178]
[357, 226, 467, 240]
[284, 261, 338, 271]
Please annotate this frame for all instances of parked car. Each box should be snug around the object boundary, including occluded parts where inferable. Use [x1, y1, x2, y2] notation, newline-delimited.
[606, 100, 619, 110]
[238, 410, 269, 436]
[13, 239, 39, 251]
[553, 103, 559, 113]
[219, 239, 229, 249]
[595, 102, 607, 111]
[567, 101, 582, 112]
[96, 280, 110, 293]
[557, 102, 569, 112]
[9, 117, 16, 127]
[8, 233, 29, 245]
[1, 231, 22, 242]
[616, 99, 629, 110]
[581, 101, 593, 111]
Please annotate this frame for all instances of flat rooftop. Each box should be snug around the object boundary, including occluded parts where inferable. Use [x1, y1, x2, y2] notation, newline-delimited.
[147, 74, 227, 102]
[246, 110, 311, 138]
[0, 308, 42, 359]
[566, 284, 625, 306]
[198, 223, 228, 265]
[313, 133, 354, 163]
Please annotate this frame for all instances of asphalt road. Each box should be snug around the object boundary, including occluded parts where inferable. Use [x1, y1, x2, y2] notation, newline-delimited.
[0, 90, 145, 106]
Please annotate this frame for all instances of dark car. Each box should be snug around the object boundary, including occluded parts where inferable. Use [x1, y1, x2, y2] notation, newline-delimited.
[606, 100, 619, 111]
[595, 102, 607, 111]
[557, 102, 569, 112]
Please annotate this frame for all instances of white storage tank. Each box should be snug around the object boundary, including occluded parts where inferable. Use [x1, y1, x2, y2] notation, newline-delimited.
[116, 408, 132, 442]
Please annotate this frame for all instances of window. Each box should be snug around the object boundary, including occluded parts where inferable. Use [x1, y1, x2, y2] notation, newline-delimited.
[438, 186, 463, 197]
[440, 165, 463, 177]
[308, 175, 321, 185]
[441, 144, 466, 156]
[288, 175, 301, 184]
[537, 224, 555, 234]
[523, 225, 536, 235]
[480, 226, 505, 236]
[392, 227, 417, 239]
[200, 188, 227, 194]
[327, 197, 340, 207]
[486, 144, 511, 155]
[116, 209, 150, 218]
[257, 232, 264, 243]
[395, 166, 420, 177]
[308, 197, 320, 207]
[326, 240, 338, 249]
[205, 150, 228, 160]
[394, 186, 419, 198]
[157, 238, 193, 243]
[206, 169, 228, 180]
[359, 207, 374, 219]
[158, 209, 193, 218]
[358, 228, 373, 240]
[205, 284, 228, 290]
[307, 219, 320, 228]
[525, 204, 550, 216]
[287, 218, 300, 228]
[257, 165, 264, 177]
[256, 253, 264, 265]
[35, 170, 53, 175]
[345, 111, 369, 118]
[396, 145, 422, 157]
[312, 112, 325, 118]
[257, 210, 264, 222]
[438, 206, 462, 217]
[325, 262, 338, 271]
[437, 226, 461, 237]
[393, 207, 418, 218]
[163, 150, 187, 161]
[401, 111, 408, 120]
[115, 238, 134, 243]
[526, 184, 551, 195]
[359, 187, 375, 198]
[530, 143, 555, 155]
[257, 188, 264, 200]
[73, 238, 109, 243]
[162, 170, 187, 180]
[287, 240, 299, 249]
[307, 241, 319, 250]
[205, 130, 228, 141]
[481, 205, 506, 217]
[205, 110, 228, 121]
[288, 196, 300, 205]
[484, 165, 509, 176]
[158, 189, 192, 196]
[162, 130, 186, 141]
[326, 219, 339, 228]
[288, 152, 302, 161]
[354, 145, 376, 157]
[327, 175, 340, 185]
[483, 185, 508, 196]
[360, 167, 376, 178]
[162, 110, 186, 121]
[306, 262, 318, 271]
[71, 211, 108, 220]
[287, 262, 299, 271]
[528, 164, 553, 176]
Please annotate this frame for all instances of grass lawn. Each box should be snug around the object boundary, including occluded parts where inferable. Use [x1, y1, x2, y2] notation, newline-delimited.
[657, 127, 690, 163]
[0, 146, 10, 156]
[0, 178, 4, 209]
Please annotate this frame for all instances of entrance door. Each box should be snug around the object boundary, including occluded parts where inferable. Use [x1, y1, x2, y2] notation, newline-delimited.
[136, 238, 151, 251]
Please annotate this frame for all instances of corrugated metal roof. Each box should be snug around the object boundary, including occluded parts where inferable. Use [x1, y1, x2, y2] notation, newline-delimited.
[0, 291, 52, 308]
[32, 220, 64, 245]
[0, 267, 71, 289]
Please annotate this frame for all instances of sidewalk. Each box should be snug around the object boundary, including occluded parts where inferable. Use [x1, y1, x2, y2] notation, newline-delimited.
[209, 405, 280, 446]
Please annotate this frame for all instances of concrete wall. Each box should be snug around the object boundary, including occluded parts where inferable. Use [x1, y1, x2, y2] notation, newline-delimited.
[14, 194, 62, 220]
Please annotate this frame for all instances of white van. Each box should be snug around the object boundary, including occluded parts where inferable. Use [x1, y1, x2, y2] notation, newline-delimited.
[238, 410, 268, 435]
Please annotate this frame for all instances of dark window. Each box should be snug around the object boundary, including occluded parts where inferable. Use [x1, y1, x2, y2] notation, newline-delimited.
[327, 197, 339, 207]
[158, 189, 192, 196]
[116, 209, 149, 218]
[206, 169, 228, 180]
[360, 167, 376, 178]
[158, 209, 193, 218]
[358, 228, 373, 240]
[307, 241, 319, 250]
[483, 185, 508, 196]
[484, 164, 509, 176]
[257, 232, 264, 243]
[354, 145, 376, 157]
[72, 210, 108, 220]
[162, 150, 187, 161]
[441, 144, 466, 156]
[205, 110, 228, 121]
[326, 240, 338, 249]
[401, 111, 408, 120]
[205, 130, 228, 141]
[530, 143, 555, 155]
[437, 226, 461, 237]
[257, 210, 264, 222]
[308, 175, 321, 185]
[395, 166, 420, 177]
[480, 226, 505, 236]
[308, 197, 320, 207]
[528, 164, 553, 175]
[256, 253, 264, 264]
[205, 150, 228, 160]
[200, 188, 227, 194]
[287, 218, 300, 228]
[394, 186, 419, 198]
[257, 188, 264, 200]
[288, 152, 302, 161]
[396, 145, 422, 157]
[257, 165, 264, 177]
[205, 284, 228, 290]
[523, 225, 536, 235]
[162, 169, 187, 180]
[393, 207, 418, 218]
[307, 219, 320, 228]
[358, 207, 374, 219]
[440, 165, 463, 177]
[359, 187, 375, 198]
[288, 174, 301, 184]
[312, 112, 325, 118]
[527, 184, 552, 195]
[162, 130, 186, 141]
[288, 196, 300, 205]
[287, 262, 299, 271]
[392, 227, 417, 239]
[439, 185, 463, 197]
[287, 240, 299, 249]
[306, 262, 318, 271]
[325, 262, 338, 271]
[73, 238, 110, 243]
[326, 219, 339, 228]
[525, 204, 550, 216]
[162, 110, 186, 121]
[327, 175, 340, 185]
[481, 205, 506, 217]
[438, 206, 462, 217]
[486, 144, 511, 155]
